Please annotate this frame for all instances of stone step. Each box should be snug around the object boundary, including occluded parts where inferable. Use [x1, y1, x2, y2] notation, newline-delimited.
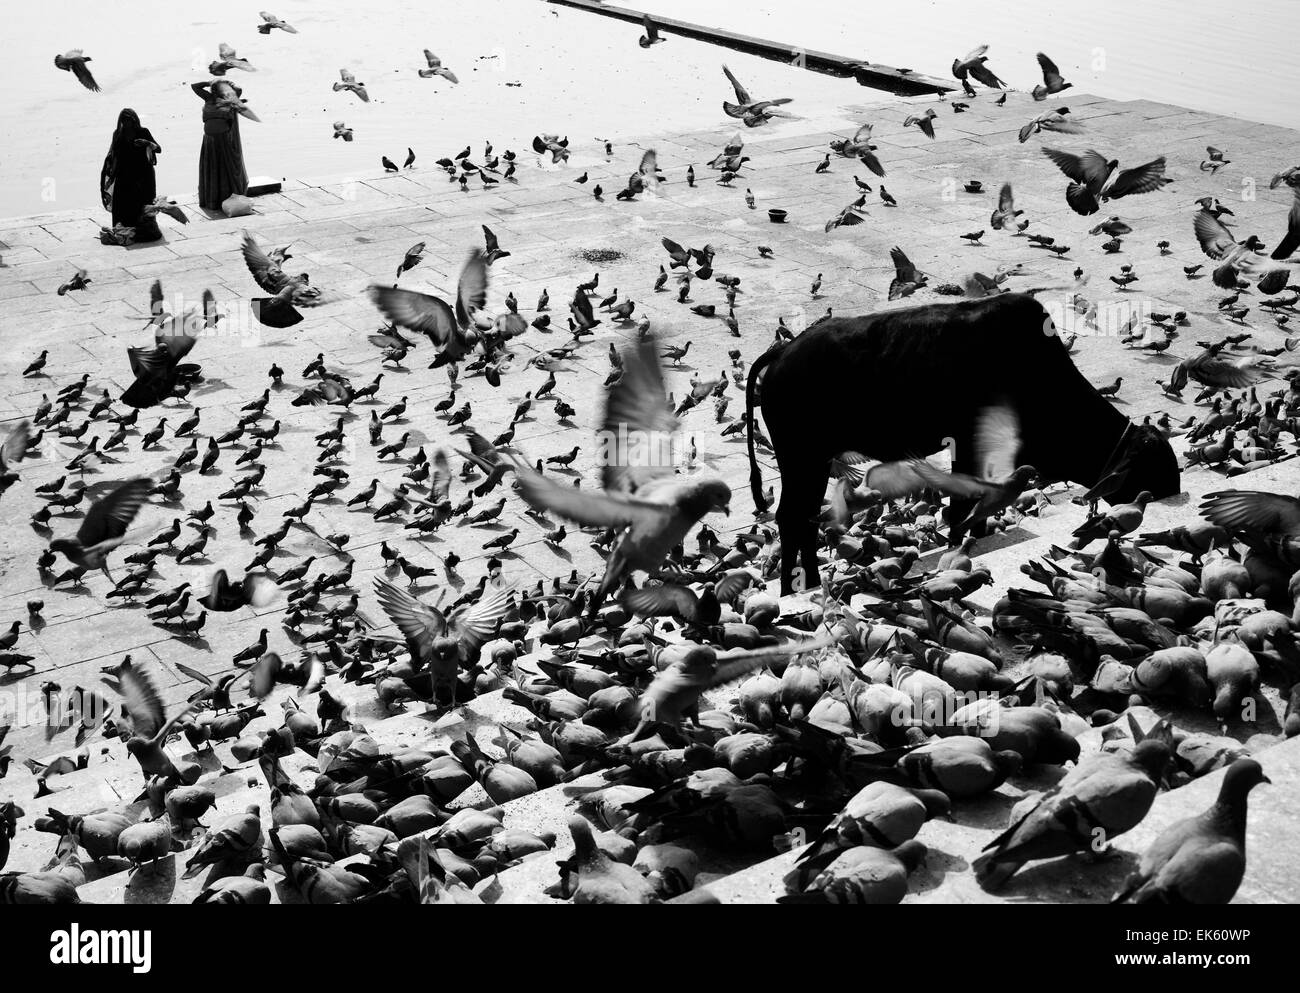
[704, 735, 1300, 904]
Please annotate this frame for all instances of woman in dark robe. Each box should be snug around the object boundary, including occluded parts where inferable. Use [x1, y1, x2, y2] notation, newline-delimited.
[99, 109, 162, 242]
[193, 79, 249, 211]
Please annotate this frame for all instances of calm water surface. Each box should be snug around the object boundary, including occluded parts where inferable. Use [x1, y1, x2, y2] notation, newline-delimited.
[2, 0, 1294, 219]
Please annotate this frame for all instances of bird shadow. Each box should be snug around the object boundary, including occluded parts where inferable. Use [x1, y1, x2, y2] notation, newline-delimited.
[123, 857, 178, 905]
[910, 845, 968, 895]
[1004, 849, 1140, 902]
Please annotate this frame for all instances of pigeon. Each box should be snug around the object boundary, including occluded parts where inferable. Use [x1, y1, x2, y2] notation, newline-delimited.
[198, 569, 279, 612]
[951, 45, 1005, 89]
[418, 50, 458, 83]
[0, 421, 32, 496]
[720, 64, 793, 126]
[258, 11, 297, 33]
[369, 250, 488, 362]
[1018, 108, 1084, 143]
[482, 225, 510, 265]
[973, 740, 1170, 890]
[333, 68, 369, 102]
[512, 335, 730, 612]
[903, 109, 937, 139]
[639, 13, 665, 48]
[1041, 148, 1171, 216]
[781, 840, 928, 905]
[1031, 52, 1072, 100]
[117, 661, 196, 780]
[57, 269, 91, 295]
[47, 477, 151, 582]
[989, 184, 1022, 230]
[54, 50, 99, 92]
[887, 247, 927, 300]
[1112, 759, 1269, 904]
[1267, 172, 1300, 259]
[210, 42, 256, 75]
[1192, 208, 1268, 289]
[395, 242, 426, 281]
[240, 232, 334, 328]
[372, 577, 512, 704]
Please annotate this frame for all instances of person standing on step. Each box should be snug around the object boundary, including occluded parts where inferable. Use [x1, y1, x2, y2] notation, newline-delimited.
[192, 79, 249, 212]
[99, 108, 163, 243]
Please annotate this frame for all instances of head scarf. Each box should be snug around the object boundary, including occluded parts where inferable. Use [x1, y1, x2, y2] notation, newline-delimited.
[100, 108, 144, 211]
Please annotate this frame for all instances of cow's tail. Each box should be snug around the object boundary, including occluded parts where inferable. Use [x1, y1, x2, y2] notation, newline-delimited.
[746, 345, 780, 511]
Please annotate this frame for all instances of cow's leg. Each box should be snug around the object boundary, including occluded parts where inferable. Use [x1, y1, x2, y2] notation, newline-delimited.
[776, 455, 828, 594]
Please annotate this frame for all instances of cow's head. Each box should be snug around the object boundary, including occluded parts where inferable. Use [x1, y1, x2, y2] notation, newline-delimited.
[1110, 423, 1180, 502]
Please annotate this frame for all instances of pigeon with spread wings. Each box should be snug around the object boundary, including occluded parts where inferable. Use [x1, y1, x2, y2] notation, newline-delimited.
[511, 334, 731, 614]
[887, 246, 927, 300]
[1032, 52, 1072, 100]
[372, 577, 512, 705]
[419, 50, 458, 83]
[1169, 346, 1261, 391]
[1193, 208, 1268, 288]
[1041, 148, 1170, 216]
[48, 477, 152, 582]
[258, 11, 297, 33]
[620, 149, 661, 199]
[334, 68, 369, 102]
[210, 42, 255, 75]
[828, 405, 1035, 536]
[1267, 169, 1300, 260]
[639, 13, 665, 48]
[1018, 108, 1084, 144]
[951, 45, 1006, 89]
[123, 284, 212, 407]
[481, 225, 510, 265]
[240, 232, 336, 328]
[54, 50, 99, 92]
[721, 64, 793, 126]
[117, 660, 196, 781]
[368, 250, 488, 362]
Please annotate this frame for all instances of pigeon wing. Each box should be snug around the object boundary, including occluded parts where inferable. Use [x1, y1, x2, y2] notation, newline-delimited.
[240, 232, 289, 292]
[1193, 209, 1238, 260]
[117, 662, 167, 739]
[77, 477, 151, 547]
[1108, 157, 1168, 198]
[369, 286, 458, 344]
[721, 64, 752, 104]
[601, 335, 678, 494]
[449, 582, 512, 658]
[515, 461, 670, 531]
[455, 250, 489, 329]
[373, 577, 447, 657]
[1199, 490, 1300, 536]
[975, 403, 1022, 482]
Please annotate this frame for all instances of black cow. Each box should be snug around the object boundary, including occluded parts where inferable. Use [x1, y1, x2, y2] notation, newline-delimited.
[746, 294, 1180, 593]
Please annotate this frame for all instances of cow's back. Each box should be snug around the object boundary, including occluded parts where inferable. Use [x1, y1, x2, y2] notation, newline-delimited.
[758, 294, 1080, 460]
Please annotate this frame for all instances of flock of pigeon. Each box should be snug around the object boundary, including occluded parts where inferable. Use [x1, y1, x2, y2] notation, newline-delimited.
[3, 17, 1298, 906]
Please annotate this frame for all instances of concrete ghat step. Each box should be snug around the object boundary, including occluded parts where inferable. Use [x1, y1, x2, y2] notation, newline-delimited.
[72, 751, 320, 904]
[704, 737, 1300, 904]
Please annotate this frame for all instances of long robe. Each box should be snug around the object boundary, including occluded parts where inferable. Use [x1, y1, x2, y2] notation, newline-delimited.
[195, 85, 249, 211]
[100, 110, 162, 242]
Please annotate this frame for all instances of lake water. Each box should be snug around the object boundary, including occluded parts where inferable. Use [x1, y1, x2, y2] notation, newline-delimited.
[3, 0, 1295, 220]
